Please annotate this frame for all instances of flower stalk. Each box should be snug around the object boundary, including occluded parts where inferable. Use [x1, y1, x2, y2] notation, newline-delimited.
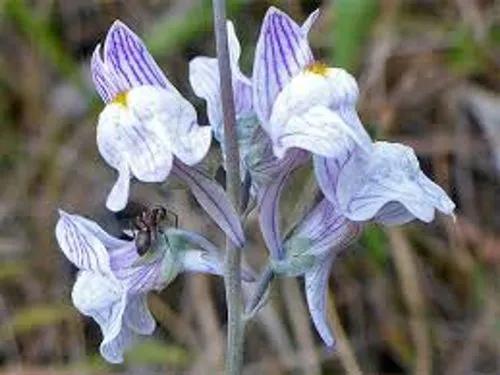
[245, 265, 274, 317]
[212, 0, 244, 373]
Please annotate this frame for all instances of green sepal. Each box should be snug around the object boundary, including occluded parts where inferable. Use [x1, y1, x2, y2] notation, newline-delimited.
[271, 253, 316, 277]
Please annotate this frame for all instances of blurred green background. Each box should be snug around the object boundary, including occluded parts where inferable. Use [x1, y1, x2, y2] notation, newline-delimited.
[0, 0, 499, 374]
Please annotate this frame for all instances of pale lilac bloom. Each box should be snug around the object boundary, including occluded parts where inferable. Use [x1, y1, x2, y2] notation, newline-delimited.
[315, 141, 456, 225]
[252, 7, 373, 160]
[91, 20, 211, 212]
[275, 199, 362, 346]
[189, 22, 254, 150]
[55, 210, 226, 363]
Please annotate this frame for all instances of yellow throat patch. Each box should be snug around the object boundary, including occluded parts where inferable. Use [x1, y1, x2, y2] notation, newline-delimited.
[306, 61, 328, 76]
[112, 91, 128, 107]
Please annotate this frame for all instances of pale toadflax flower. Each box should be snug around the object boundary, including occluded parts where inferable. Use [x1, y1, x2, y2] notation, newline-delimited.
[55, 209, 230, 363]
[273, 199, 362, 347]
[252, 7, 372, 161]
[189, 21, 254, 159]
[278, 144, 454, 346]
[91, 20, 211, 212]
[314, 141, 456, 225]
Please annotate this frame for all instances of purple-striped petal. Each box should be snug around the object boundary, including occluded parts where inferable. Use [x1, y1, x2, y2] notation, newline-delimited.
[114, 259, 163, 294]
[189, 21, 252, 143]
[313, 150, 354, 206]
[372, 202, 416, 225]
[337, 141, 456, 224]
[258, 151, 307, 260]
[103, 20, 176, 93]
[301, 9, 320, 34]
[91, 44, 125, 103]
[172, 161, 245, 247]
[304, 256, 336, 347]
[291, 199, 362, 258]
[253, 7, 316, 129]
[55, 211, 113, 275]
[100, 324, 136, 364]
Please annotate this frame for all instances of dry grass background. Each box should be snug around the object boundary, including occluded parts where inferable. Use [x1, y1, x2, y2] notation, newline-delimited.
[0, 0, 499, 374]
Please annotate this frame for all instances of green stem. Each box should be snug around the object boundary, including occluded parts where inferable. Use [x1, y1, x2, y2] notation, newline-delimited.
[211, 0, 244, 373]
[245, 265, 274, 316]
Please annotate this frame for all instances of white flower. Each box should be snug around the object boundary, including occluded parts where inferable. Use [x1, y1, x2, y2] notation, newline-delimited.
[91, 21, 211, 211]
[55, 210, 227, 363]
[252, 7, 373, 160]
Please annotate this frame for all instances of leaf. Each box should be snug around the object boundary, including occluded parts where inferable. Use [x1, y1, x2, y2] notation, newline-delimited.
[360, 224, 389, 269]
[0, 261, 27, 282]
[145, 0, 245, 59]
[447, 27, 487, 75]
[331, 0, 379, 71]
[1, 303, 74, 338]
[126, 340, 189, 367]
